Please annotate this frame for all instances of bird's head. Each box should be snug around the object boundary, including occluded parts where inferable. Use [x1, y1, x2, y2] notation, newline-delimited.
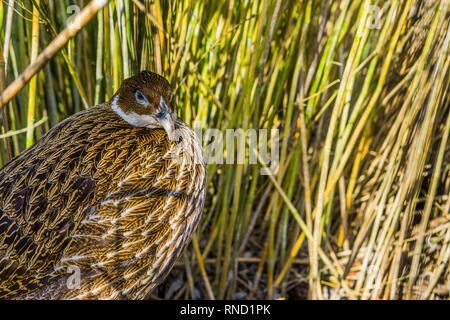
[110, 71, 177, 140]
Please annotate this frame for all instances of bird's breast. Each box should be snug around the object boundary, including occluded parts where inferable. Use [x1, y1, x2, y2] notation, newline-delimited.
[56, 120, 206, 299]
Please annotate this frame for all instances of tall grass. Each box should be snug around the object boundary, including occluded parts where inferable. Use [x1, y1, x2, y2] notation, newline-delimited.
[0, 0, 449, 299]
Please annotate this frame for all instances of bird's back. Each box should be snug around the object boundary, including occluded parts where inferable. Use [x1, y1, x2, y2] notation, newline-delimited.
[0, 105, 206, 299]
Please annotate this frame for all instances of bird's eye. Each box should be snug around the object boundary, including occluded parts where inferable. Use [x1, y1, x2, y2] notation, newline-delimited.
[134, 90, 148, 105]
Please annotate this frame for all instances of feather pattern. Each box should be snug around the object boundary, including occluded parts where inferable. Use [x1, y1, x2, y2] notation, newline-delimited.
[0, 102, 206, 299]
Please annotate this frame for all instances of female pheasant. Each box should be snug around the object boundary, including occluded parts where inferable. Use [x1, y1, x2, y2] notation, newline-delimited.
[0, 71, 206, 299]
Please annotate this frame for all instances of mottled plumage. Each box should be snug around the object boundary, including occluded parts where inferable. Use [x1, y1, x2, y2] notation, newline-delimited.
[0, 71, 206, 299]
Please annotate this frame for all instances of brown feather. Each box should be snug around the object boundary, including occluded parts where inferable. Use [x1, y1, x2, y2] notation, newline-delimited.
[0, 72, 206, 299]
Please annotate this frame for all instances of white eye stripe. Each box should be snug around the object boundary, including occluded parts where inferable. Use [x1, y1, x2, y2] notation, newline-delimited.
[112, 96, 158, 128]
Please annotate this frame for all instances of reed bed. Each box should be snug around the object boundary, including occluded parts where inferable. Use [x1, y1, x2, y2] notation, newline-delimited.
[0, 0, 449, 299]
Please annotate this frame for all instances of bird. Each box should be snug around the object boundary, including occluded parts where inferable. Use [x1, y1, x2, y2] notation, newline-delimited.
[0, 71, 206, 299]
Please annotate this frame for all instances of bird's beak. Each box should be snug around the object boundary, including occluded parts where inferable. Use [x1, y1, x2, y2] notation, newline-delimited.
[155, 96, 175, 141]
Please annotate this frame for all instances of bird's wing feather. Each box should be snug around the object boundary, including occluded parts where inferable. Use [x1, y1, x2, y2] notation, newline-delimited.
[57, 124, 206, 299]
[0, 107, 206, 299]
[0, 106, 124, 297]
